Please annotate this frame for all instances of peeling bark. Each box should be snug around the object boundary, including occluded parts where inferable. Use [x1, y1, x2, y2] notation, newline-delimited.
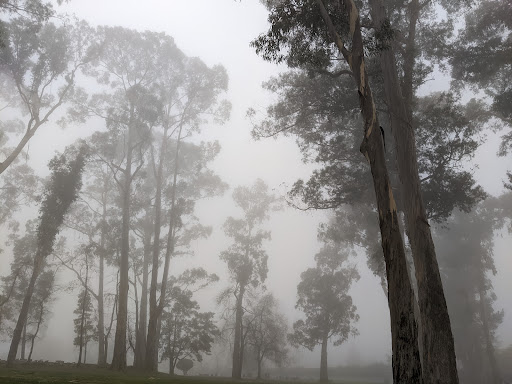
[315, 1, 423, 382]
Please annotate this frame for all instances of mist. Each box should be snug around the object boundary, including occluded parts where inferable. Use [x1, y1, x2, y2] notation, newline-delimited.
[0, 1, 510, 383]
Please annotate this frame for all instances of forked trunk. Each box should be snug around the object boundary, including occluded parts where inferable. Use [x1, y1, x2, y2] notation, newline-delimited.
[315, 1, 423, 382]
[111, 106, 135, 371]
[370, 0, 459, 382]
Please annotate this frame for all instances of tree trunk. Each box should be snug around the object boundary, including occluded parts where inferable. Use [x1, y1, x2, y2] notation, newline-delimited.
[319, 334, 328, 383]
[111, 107, 135, 371]
[21, 323, 26, 360]
[134, 227, 151, 369]
[7, 253, 43, 366]
[232, 283, 245, 379]
[146, 125, 182, 372]
[257, 354, 262, 380]
[369, 0, 459, 382]
[97, 186, 108, 366]
[315, 2, 423, 382]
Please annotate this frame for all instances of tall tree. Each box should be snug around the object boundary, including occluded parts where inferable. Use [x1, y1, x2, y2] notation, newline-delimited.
[253, 2, 424, 381]
[7, 143, 88, 366]
[144, 41, 229, 371]
[220, 179, 278, 379]
[288, 236, 359, 383]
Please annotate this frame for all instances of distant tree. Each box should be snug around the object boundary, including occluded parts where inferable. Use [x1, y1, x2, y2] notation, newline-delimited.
[6, 143, 88, 366]
[161, 288, 218, 375]
[246, 293, 288, 379]
[435, 203, 504, 384]
[176, 358, 193, 376]
[289, 235, 359, 383]
[219, 179, 279, 379]
[0, 18, 97, 175]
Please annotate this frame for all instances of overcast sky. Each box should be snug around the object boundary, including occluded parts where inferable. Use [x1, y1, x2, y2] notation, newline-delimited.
[0, 0, 510, 373]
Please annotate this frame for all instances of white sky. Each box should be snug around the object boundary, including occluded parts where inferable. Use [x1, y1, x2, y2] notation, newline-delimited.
[0, 0, 510, 374]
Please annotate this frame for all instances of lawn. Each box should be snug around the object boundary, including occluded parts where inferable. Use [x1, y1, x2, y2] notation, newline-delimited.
[0, 364, 378, 384]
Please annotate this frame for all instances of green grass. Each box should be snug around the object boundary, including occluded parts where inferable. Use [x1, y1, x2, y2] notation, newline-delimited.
[0, 364, 377, 384]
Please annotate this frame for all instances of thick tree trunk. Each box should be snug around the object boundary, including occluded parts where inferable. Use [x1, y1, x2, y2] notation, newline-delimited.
[232, 284, 245, 379]
[315, 1, 423, 382]
[319, 334, 328, 383]
[370, 1, 459, 382]
[7, 253, 43, 366]
[84, 341, 87, 364]
[111, 108, 135, 371]
[257, 355, 262, 380]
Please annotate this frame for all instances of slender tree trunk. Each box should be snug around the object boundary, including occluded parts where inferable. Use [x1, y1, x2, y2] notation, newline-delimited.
[21, 323, 26, 360]
[28, 313, 42, 362]
[232, 283, 245, 379]
[315, 2, 423, 382]
[146, 125, 183, 372]
[369, 0, 459, 382]
[111, 107, 135, 371]
[257, 355, 262, 380]
[7, 253, 44, 366]
[319, 334, 328, 383]
[97, 185, 108, 366]
[134, 228, 151, 369]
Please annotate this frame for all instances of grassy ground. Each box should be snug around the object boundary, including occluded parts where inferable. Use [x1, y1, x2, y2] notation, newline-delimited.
[0, 364, 377, 384]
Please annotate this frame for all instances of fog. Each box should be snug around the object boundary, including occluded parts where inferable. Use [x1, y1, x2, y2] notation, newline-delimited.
[0, 0, 511, 383]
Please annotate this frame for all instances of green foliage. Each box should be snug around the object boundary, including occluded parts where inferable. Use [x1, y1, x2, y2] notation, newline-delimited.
[37, 144, 88, 258]
[73, 289, 97, 348]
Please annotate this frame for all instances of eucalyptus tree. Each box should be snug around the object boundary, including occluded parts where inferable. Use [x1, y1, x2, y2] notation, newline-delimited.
[77, 26, 164, 370]
[289, 236, 359, 383]
[144, 139, 227, 371]
[220, 179, 279, 379]
[143, 39, 229, 371]
[253, 3, 423, 381]
[7, 143, 88, 366]
[0, 18, 97, 175]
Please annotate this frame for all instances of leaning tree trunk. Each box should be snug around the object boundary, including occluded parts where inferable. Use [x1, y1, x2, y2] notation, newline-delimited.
[21, 323, 27, 360]
[111, 107, 135, 371]
[319, 333, 328, 383]
[315, 1, 423, 382]
[370, 0, 459, 382]
[7, 253, 44, 366]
